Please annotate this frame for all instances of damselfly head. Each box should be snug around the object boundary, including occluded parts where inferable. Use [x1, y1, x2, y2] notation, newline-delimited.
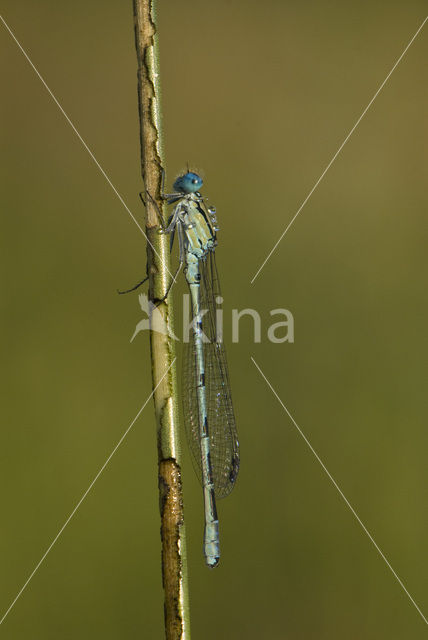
[173, 172, 203, 194]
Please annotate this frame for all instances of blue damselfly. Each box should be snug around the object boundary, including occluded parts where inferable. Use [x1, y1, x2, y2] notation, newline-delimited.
[121, 170, 239, 567]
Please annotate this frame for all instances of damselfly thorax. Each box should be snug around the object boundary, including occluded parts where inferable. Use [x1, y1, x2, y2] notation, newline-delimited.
[166, 191, 218, 262]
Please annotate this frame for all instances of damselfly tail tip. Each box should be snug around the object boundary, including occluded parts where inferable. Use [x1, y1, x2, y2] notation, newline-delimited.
[206, 556, 220, 569]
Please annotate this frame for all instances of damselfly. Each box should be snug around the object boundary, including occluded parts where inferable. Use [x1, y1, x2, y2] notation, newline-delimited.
[121, 170, 239, 568]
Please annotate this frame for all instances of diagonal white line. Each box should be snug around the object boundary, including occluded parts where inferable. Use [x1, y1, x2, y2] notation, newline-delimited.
[0, 358, 175, 626]
[251, 356, 428, 626]
[250, 15, 428, 284]
[0, 13, 174, 281]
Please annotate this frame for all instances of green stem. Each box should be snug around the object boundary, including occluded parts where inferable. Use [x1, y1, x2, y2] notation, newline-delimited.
[132, 1, 190, 638]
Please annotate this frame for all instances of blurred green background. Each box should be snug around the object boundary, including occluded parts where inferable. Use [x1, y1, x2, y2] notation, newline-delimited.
[1, 1, 427, 638]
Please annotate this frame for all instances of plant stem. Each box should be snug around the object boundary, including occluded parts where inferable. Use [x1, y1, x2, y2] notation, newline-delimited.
[132, 1, 190, 638]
